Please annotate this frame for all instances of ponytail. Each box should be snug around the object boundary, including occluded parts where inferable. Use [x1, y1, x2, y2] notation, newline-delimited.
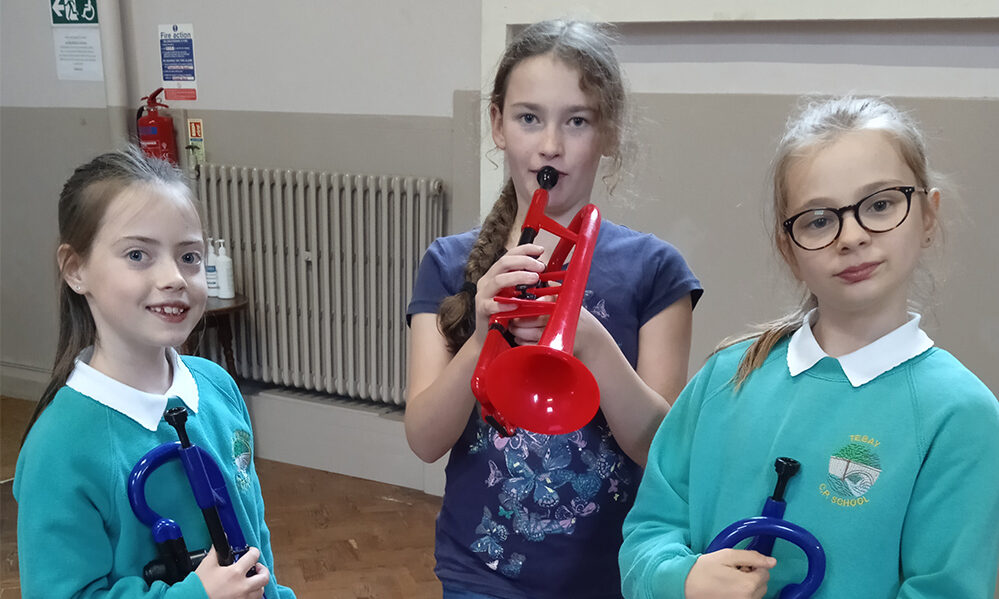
[714, 291, 816, 390]
[438, 179, 519, 354]
[22, 283, 97, 445]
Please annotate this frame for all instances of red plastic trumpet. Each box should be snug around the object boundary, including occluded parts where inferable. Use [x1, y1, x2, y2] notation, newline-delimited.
[471, 167, 601, 437]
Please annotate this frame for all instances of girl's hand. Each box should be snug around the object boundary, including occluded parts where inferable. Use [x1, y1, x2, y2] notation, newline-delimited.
[506, 314, 549, 346]
[472, 244, 546, 343]
[506, 287, 557, 346]
[196, 546, 271, 599]
[684, 549, 775, 599]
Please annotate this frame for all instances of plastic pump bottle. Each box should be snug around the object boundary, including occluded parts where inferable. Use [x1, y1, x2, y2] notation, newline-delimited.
[215, 239, 235, 299]
[205, 236, 218, 297]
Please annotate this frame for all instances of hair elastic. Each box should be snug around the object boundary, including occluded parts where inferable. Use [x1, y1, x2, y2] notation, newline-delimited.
[462, 281, 478, 297]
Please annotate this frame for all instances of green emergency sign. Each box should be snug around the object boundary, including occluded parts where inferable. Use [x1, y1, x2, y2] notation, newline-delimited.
[50, 0, 98, 25]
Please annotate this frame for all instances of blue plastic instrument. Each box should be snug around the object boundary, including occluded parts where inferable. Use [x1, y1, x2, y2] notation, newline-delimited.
[128, 406, 262, 592]
[705, 457, 825, 599]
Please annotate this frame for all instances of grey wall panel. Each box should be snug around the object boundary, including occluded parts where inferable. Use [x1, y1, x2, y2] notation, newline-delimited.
[1, 107, 114, 377]
[598, 93, 999, 393]
[3, 95, 996, 399]
[0, 104, 470, 392]
[171, 104, 476, 234]
[449, 90, 483, 234]
[172, 109, 454, 179]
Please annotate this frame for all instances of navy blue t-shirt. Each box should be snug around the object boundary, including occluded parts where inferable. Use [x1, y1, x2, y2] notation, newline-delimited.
[407, 221, 702, 598]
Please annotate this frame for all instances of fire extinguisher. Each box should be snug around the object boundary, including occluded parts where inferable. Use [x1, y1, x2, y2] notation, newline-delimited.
[136, 88, 179, 164]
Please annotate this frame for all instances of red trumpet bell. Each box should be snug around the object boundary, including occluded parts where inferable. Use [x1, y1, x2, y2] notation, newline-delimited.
[486, 345, 599, 436]
[470, 166, 601, 437]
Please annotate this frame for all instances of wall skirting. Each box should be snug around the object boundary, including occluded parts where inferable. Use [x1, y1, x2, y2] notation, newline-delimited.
[243, 388, 446, 496]
[1, 362, 50, 401]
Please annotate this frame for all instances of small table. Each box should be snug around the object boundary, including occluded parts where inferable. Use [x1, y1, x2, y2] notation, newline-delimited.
[185, 294, 249, 377]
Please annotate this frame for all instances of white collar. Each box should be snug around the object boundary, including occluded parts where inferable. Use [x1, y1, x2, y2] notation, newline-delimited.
[787, 309, 934, 387]
[66, 347, 200, 431]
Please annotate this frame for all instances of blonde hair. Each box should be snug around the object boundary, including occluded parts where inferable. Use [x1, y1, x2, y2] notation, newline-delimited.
[721, 96, 943, 387]
[437, 20, 629, 353]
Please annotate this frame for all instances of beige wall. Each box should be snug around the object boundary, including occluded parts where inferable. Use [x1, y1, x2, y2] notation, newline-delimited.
[598, 94, 999, 390]
[1, 0, 482, 114]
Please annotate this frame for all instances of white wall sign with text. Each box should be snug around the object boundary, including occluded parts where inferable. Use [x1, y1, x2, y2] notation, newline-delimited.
[53, 26, 103, 81]
[159, 23, 198, 101]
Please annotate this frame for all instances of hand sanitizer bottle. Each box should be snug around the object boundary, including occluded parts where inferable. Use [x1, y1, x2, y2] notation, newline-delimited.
[205, 236, 218, 297]
[216, 239, 236, 299]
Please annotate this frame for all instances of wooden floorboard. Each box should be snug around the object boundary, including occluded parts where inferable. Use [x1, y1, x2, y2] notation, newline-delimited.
[1, 396, 442, 598]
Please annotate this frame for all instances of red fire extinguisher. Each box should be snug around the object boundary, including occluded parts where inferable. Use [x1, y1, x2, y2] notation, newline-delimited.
[136, 88, 178, 164]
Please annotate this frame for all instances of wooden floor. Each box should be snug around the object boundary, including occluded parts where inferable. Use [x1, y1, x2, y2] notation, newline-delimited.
[1, 396, 443, 599]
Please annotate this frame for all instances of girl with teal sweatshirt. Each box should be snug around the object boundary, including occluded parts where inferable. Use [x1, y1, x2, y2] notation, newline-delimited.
[14, 148, 295, 599]
[618, 97, 999, 598]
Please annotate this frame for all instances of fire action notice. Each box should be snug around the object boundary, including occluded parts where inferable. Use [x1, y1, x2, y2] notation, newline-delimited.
[159, 23, 197, 101]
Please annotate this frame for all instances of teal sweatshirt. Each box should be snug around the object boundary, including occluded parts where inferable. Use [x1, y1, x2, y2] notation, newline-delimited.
[620, 338, 999, 598]
[14, 356, 295, 599]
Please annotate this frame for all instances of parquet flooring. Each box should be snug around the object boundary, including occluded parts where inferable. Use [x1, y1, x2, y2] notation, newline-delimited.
[1, 396, 443, 599]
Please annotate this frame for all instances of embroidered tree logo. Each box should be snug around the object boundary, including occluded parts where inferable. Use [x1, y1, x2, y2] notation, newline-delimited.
[232, 430, 252, 491]
[827, 443, 882, 498]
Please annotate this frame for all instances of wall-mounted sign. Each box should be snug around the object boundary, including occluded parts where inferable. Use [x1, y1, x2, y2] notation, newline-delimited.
[50, 0, 98, 26]
[159, 23, 197, 101]
[187, 118, 206, 164]
[53, 27, 103, 81]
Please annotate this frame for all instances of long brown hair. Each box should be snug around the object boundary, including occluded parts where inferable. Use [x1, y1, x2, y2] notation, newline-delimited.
[22, 146, 192, 445]
[437, 19, 629, 353]
[719, 96, 943, 387]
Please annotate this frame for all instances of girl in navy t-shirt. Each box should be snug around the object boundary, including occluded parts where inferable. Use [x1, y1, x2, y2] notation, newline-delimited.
[405, 20, 702, 599]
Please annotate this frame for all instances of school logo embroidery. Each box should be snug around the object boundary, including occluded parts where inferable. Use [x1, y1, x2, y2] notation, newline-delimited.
[232, 430, 252, 491]
[818, 436, 882, 507]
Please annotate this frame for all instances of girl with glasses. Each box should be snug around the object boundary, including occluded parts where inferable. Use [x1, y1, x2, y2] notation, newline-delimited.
[616, 96, 999, 598]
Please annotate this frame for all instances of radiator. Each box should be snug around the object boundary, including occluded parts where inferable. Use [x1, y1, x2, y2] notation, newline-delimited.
[195, 164, 446, 405]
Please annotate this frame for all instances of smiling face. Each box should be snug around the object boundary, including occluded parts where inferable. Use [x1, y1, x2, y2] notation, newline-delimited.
[490, 53, 606, 219]
[780, 129, 938, 324]
[65, 182, 207, 363]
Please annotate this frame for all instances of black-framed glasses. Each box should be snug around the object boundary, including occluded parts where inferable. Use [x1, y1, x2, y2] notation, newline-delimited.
[782, 186, 926, 251]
